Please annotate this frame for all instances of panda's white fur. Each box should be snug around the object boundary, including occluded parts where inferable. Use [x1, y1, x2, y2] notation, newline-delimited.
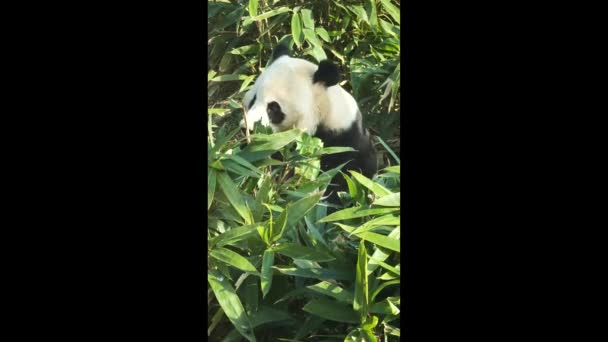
[240, 55, 358, 134]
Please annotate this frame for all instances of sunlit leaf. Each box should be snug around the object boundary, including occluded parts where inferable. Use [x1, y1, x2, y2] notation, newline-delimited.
[306, 281, 354, 303]
[209, 247, 258, 274]
[291, 12, 304, 48]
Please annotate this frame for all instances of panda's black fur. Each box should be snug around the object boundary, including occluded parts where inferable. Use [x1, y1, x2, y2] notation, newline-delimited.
[315, 118, 377, 204]
[245, 43, 378, 206]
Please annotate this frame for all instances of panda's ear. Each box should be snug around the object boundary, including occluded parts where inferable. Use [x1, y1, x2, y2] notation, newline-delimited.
[313, 60, 340, 87]
[271, 42, 290, 62]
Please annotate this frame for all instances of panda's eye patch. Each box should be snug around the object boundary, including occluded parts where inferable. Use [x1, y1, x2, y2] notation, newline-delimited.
[267, 101, 285, 124]
[248, 95, 256, 109]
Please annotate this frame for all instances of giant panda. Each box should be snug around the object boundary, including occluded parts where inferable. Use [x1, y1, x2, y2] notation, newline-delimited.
[240, 43, 377, 205]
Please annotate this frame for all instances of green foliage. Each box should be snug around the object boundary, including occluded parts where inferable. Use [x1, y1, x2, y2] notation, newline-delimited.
[208, 1, 401, 341]
[208, 124, 401, 341]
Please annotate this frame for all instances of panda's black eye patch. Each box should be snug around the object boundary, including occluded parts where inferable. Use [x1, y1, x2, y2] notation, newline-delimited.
[267, 101, 285, 124]
[248, 95, 256, 109]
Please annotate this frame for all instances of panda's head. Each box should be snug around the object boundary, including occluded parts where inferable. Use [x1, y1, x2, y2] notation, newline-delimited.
[240, 44, 359, 135]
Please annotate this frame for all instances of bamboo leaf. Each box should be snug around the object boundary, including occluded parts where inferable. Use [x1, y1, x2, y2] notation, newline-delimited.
[335, 223, 400, 252]
[349, 170, 392, 197]
[319, 207, 399, 223]
[349, 214, 400, 235]
[208, 169, 217, 210]
[353, 239, 369, 323]
[273, 266, 353, 280]
[303, 299, 359, 323]
[211, 224, 260, 248]
[373, 192, 400, 207]
[210, 247, 258, 274]
[300, 9, 315, 30]
[383, 165, 400, 174]
[271, 205, 289, 242]
[208, 271, 256, 342]
[370, 279, 400, 302]
[248, 0, 258, 17]
[260, 249, 274, 298]
[243, 6, 291, 25]
[272, 243, 335, 262]
[291, 12, 304, 48]
[217, 171, 253, 225]
[380, 0, 400, 24]
[286, 192, 323, 228]
[306, 281, 354, 303]
[315, 27, 331, 42]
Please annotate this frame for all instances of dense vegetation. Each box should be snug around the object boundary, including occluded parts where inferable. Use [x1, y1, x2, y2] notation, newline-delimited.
[208, 1, 401, 341]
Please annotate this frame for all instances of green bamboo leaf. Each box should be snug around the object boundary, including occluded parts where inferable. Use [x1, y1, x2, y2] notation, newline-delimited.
[314, 146, 356, 156]
[373, 192, 400, 207]
[370, 297, 400, 315]
[361, 316, 379, 342]
[208, 169, 216, 210]
[208, 271, 256, 342]
[384, 324, 400, 337]
[378, 271, 399, 280]
[306, 281, 354, 303]
[349, 170, 392, 197]
[243, 6, 291, 25]
[367, 0, 378, 29]
[300, 9, 314, 29]
[376, 135, 400, 165]
[306, 44, 327, 63]
[248, 0, 258, 17]
[271, 205, 289, 242]
[272, 243, 335, 262]
[217, 171, 253, 225]
[260, 249, 274, 298]
[368, 227, 399, 273]
[291, 12, 304, 48]
[243, 129, 302, 152]
[319, 206, 399, 223]
[369, 258, 400, 276]
[249, 306, 293, 327]
[315, 27, 331, 42]
[354, 239, 369, 323]
[210, 247, 258, 274]
[356, 231, 400, 253]
[370, 279, 400, 302]
[335, 224, 400, 252]
[239, 75, 256, 93]
[229, 44, 260, 56]
[349, 5, 369, 24]
[212, 224, 260, 248]
[380, 0, 400, 24]
[383, 165, 400, 174]
[261, 204, 273, 245]
[273, 266, 353, 280]
[242, 276, 259, 314]
[303, 299, 359, 323]
[349, 214, 400, 236]
[379, 19, 399, 39]
[286, 192, 323, 228]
